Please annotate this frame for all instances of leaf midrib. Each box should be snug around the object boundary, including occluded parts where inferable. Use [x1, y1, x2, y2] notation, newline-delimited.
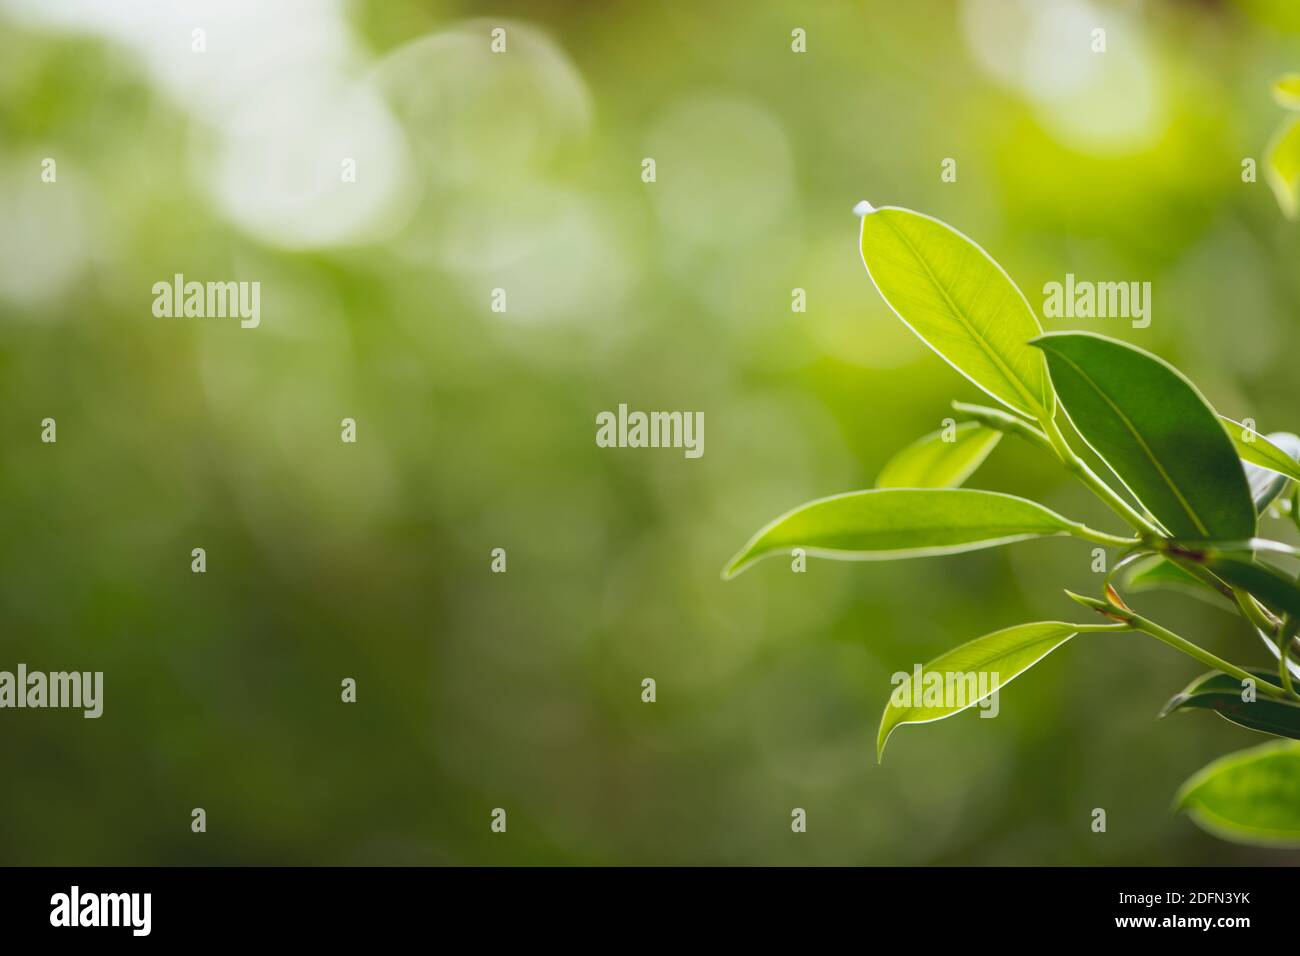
[881, 214, 1041, 415]
[1050, 348, 1210, 537]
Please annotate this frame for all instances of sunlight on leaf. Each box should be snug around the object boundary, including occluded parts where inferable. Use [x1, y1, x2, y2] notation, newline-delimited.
[1177, 741, 1300, 847]
[859, 206, 1052, 419]
[723, 488, 1081, 579]
[877, 621, 1119, 761]
[875, 421, 1001, 489]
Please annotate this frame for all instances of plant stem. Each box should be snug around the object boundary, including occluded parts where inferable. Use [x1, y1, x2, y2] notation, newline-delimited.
[1029, 405, 1294, 698]
[1075, 622, 1140, 633]
[1040, 414, 1164, 538]
[1279, 621, 1297, 700]
[1234, 588, 1281, 638]
[1122, 609, 1289, 699]
[1066, 523, 1141, 549]
[951, 401, 1055, 454]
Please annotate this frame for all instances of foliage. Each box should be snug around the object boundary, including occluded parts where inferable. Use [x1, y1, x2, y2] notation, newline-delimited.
[726, 203, 1300, 848]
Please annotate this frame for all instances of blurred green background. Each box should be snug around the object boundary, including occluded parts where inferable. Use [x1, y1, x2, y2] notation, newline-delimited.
[3, 0, 1300, 865]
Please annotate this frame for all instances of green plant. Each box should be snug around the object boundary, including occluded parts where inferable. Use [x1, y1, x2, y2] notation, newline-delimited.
[723, 203, 1300, 847]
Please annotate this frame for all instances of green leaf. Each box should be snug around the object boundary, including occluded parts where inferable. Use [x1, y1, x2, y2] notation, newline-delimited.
[1200, 555, 1300, 619]
[951, 401, 1055, 455]
[1221, 418, 1300, 510]
[1259, 629, 1300, 682]
[1032, 332, 1256, 540]
[1274, 74, 1300, 110]
[858, 205, 1052, 419]
[1123, 555, 1232, 608]
[1166, 544, 1300, 670]
[877, 621, 1112, 761]
[1162, 537, 1300, 559]
[1161, 669, 1298, 740]
[1221, 418, 1300, 479]
[1125, 554, 1201, 590]
[1248, 451, 1299, 515]
[1266, 115, 1300, 220]
[1176, 741, 1300, 847]
[875, 422, 1001, 489]
[723, 488, 1081, 579]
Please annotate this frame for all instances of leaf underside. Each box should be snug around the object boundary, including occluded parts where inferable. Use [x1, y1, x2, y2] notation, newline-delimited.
[1161, 669, 1299, 740]
[877, 621, 1081, 761]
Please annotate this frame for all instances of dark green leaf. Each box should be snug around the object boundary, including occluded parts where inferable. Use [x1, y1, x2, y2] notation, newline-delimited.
[1161, 669, 1297, 740]
[1032, 332, 1255, 540]
[1200, 556, 1300, 619]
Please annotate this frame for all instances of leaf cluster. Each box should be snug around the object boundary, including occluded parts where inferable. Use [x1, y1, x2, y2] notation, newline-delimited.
[725, 205, 1300, 846]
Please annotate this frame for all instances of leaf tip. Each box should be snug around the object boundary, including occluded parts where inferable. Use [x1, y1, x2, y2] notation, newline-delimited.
[1026, 331, 1064, 352]
[852, 199, 876, 218]
[1156, 695, 1184, 720]
[1064, 588, 1132, 623]
[1272, 74, 1300, 109]
[1063, 588, 1098, 609]
[1171, 780, 1196, 812]
[875, 716, 895, 764]
[720, 551, 749, 581]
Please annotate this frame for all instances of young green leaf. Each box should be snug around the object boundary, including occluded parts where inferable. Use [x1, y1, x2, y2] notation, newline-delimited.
[858, 206, 1052, 420]
[1247, 449, 1299, 515]
[1274, 73, 1300, 110]
[1032, 332, 1256, 540]
[1176, 741, 1300, 847]
[722, 488, 1084, 579]
[875, 422, 1001, 489]
[1125, 554, 1199, 590]
[877, 621, 1119, 761]
[1123, 555, 1233, 609]
[1160, 669, 1298, 740]
[1221, 418, 1300, 499]
[1254, 625, 1300, 682]
[1266, 116, 1300, 220]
